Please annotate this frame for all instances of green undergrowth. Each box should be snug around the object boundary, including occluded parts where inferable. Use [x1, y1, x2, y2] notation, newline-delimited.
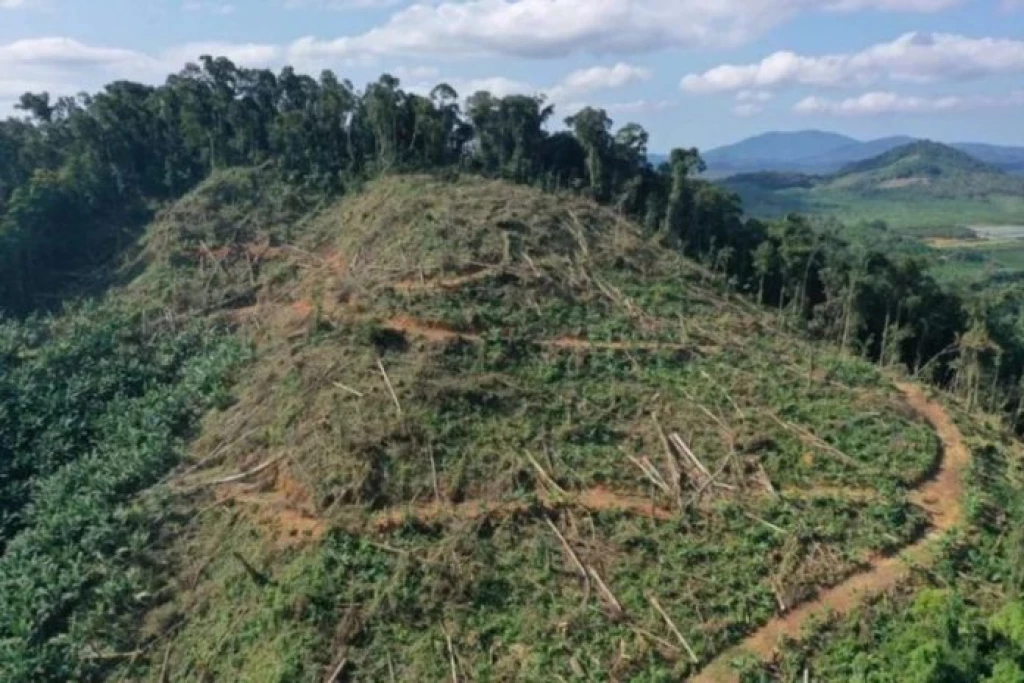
[102, 172, 958, 681]
[0, 303, 246, 681]
[738, 403, 1024, 682]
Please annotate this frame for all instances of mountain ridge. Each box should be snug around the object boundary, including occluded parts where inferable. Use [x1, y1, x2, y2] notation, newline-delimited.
[671, 130, 1024, 176]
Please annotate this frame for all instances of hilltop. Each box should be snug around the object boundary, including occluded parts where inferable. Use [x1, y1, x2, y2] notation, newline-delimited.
[113, 171, 959, 681]
[722, 141, 1024, 232]
[701, 130, 857, 175]
[830, 140, 1008, 191]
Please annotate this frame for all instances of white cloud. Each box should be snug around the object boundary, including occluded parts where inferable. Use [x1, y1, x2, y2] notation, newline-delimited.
[603, 99, 676, 114]
[455, 76, 538, 98]
[286, 0, 962, 62]
[0, 37, 287, 111]
[546, 62, 651, 102]
[0, 0, 31, 7]
[182, 2, 238, 15]
[558, 63, 651, 92]
[736, 89, 773, 102]
[284, 0, 405, 8]
[733, 103, 764, 116]
[161, 43, 281, 68]
[794, 90, 1024, 115]
[681, 32, 1024, 93]
[0, 38, 153, 70]
[391, 65, 440, 81]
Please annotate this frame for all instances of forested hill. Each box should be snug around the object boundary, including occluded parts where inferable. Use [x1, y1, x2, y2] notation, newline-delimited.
[4, 56, 1024, 430]
[3, 56, 1024, 682]
[825, 140, 1024, 196]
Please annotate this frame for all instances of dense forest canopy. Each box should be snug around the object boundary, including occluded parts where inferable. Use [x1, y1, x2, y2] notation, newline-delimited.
[0, 55, 1023, 426]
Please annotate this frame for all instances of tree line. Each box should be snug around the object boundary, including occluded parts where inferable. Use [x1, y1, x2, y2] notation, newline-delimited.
[1, 55, 1022, 425]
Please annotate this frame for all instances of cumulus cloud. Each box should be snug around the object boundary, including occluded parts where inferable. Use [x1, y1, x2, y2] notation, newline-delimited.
[681, 32, 1024, 93]
[161, 42, 281, 68]
[0, 37, 285, 110]
[286, 0, 961, 62]
[603, 99, 676, 114]
[0, 38, 153, 70]
[794, 90, 1024, 115]
[546, 63, 650, 102]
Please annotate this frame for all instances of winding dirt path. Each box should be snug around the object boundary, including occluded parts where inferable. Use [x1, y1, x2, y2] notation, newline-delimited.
[370, 486, 676, 533]
[692, 381, 970, 682]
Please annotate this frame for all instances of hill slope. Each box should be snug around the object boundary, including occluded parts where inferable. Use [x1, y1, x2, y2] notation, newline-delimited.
[104, 171, 968, 681]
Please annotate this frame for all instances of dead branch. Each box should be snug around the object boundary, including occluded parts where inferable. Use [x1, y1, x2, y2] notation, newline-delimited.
[587, 565, 624, 616]
[646, 594, 699, 663]
[757, 462, 778, 498]
[430, 448, 441, 504]
[652, 415, 683, 504]
[631, 626, 682, 658]
[159, 640, 173, 683]
[743, 512, 787, 535]
[544, 517, 588, 579]
[192, 454, 287, 488]
[325, 658, 348, 683]
[377, 358, 403, 416]
[770, 578, 788, 613]
[624, 452, 671, 495]
[670, 433, 711, 479]
[81, 649, 145, 661]
[333, 381, 364, 398]
[526, 451, 568, 496]
[443, 626, 459, 683]
[170, 426, 261, 482]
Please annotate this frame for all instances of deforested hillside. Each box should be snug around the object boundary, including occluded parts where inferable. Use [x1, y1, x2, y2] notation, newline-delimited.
[80, 171, 983, 682]
[4, 57, 1024, 683]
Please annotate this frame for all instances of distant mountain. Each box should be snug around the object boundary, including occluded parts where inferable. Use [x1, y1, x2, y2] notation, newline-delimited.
[686, 130, 1024, 176]
[953, 142, 1024, 173]
[701, 130, 856, 175]
[801, 136, 916, 170]
[719, 141, 1024, 230]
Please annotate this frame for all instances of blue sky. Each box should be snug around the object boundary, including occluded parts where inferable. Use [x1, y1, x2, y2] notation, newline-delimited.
[2, 0, 1024, 151]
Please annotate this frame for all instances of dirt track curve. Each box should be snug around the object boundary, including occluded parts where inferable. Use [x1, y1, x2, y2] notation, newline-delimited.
[692, 381, 970, 682]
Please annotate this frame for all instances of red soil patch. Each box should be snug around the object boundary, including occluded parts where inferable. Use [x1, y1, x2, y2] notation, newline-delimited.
[217, 464, 326, 550]
[382, 316, 481, 343]
[692, 382, 970, 682]
[290, 299, 315, 319]
[368, 486, 675, 533]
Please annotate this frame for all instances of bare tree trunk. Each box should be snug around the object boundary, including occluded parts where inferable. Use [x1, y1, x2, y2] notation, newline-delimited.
[879, 308, 891, 367]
